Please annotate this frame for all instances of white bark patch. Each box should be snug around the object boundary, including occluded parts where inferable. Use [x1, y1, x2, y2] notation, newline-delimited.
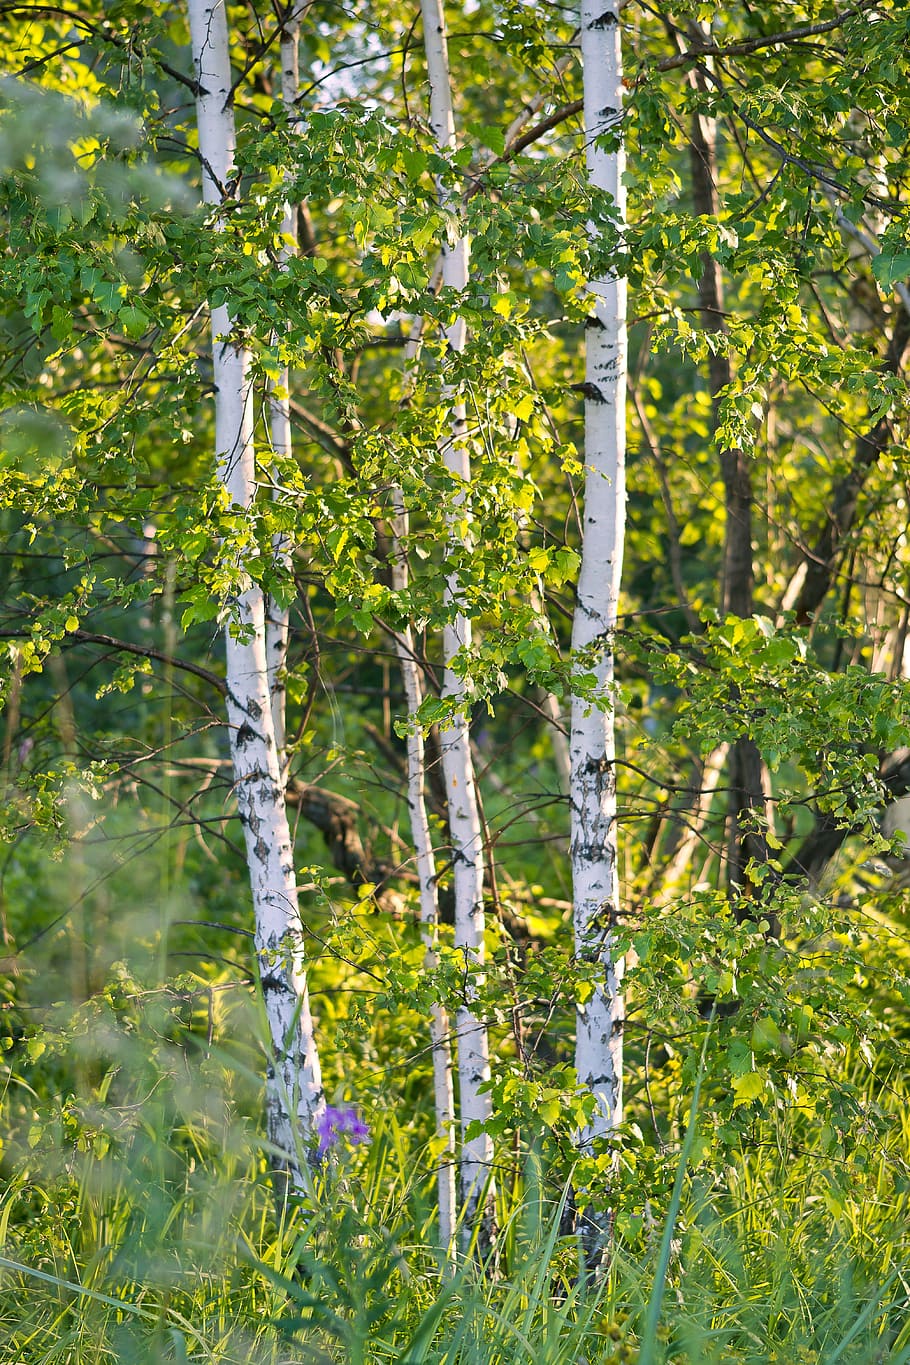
[188, 0, 324, 1187]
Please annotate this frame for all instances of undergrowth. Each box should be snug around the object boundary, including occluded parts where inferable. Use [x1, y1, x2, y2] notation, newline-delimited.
[1, 1029, 907, 1364]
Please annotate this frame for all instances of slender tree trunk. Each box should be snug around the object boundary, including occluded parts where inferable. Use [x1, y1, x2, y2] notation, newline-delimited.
[389, 490, 458, 1271]
[188, 0, 323, 1192]
[571, 0, 626, 1273]
[419, 0, 494, 1251]
[265, 4, 305, 767]
[688, 84, 770, 900]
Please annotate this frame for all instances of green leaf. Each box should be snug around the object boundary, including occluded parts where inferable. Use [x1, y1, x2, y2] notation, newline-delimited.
[513, 392, 534, 422]
[118, 304, 150, 338]
[871, 252, 910, 288]
[731, 1071, 765, 1107]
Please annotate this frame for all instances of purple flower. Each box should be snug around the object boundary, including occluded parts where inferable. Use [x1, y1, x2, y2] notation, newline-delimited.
[315, 1105, 370, 1159]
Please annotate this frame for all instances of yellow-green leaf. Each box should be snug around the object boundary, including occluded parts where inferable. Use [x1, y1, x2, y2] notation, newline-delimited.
[732, 1071, 765, 1107]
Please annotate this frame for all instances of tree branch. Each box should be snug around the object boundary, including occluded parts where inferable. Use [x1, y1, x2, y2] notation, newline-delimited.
[654, 5, 874, 75]
[0, 628, 226, 695]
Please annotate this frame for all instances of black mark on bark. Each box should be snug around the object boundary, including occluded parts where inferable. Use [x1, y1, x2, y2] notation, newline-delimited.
[260, 970, 286, 994]
[571, 381, 606, 403]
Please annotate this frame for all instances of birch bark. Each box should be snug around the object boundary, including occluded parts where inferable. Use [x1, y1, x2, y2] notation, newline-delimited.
[389, 489, 458, 1270]
[265, 5, 305, 766]
[571, 0, 626, 1270]
[419, 0, 494, 1248]
[188, 0, 323, 1191]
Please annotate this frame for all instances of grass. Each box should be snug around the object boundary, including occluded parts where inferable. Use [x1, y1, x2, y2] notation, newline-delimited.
[1, 933, 907, 1363]
[0, 1089, 907, 1364]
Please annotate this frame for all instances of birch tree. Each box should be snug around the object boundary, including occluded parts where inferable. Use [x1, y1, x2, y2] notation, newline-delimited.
[264, 3, 306, 767]
[187, 0, 323, 1191]
[418, 0, 494, 1249]
[9, 9, 910, 1337]
[389, 487, 457, 1267]
[570, 0, 626, 1270]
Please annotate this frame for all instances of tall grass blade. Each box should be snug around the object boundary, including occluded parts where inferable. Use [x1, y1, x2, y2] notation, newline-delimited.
[638, 1014, 713, 1365]
[824, 1267, 900, 1365]
[0, 1254, 141, 1315]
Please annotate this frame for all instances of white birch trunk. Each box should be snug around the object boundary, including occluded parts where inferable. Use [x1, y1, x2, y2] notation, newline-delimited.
[188, 0, 323, 1189]
[571, 0, 627, 1268]
[265, 8, 303, 765]
[390, 489, 458, 1270]
[419, 0, 494, 1247]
